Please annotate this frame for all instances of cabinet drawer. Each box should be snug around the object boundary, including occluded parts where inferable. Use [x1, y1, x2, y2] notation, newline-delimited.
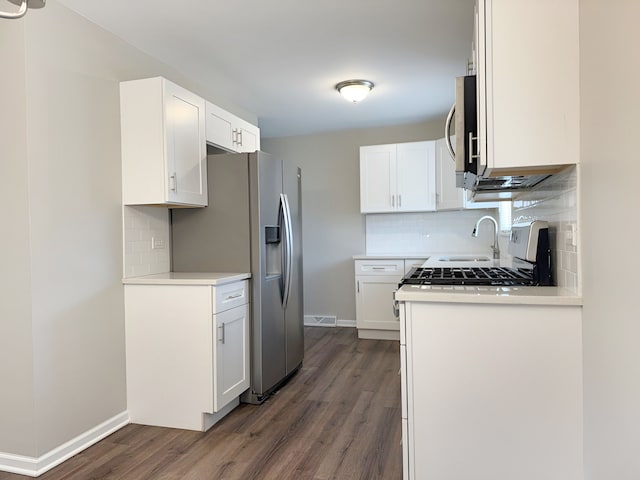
[355, 259, 404, 275]
[213, 280, 248, 313]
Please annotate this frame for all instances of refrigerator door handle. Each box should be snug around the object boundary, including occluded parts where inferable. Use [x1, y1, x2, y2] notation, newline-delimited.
[280, 193, 293, 309]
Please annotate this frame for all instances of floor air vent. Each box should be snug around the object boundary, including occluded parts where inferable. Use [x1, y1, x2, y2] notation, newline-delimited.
[304, 315, 337, 327]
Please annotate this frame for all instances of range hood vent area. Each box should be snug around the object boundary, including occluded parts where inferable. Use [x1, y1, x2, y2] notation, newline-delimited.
[458, 170, 552, 201]
[472, 173, 551, 191]
[465, 167, 577, 203]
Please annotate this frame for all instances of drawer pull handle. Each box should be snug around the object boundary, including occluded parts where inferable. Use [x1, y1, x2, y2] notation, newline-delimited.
[225, 292, 243, 300]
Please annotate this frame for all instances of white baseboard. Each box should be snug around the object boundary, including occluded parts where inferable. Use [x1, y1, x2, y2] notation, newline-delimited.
[0, 411, 129, 477]
[337, 319, 356, 328]
[358, 329, 400, 341]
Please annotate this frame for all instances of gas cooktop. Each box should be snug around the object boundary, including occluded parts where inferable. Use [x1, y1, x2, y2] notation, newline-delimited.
[400, 266, 535, 287]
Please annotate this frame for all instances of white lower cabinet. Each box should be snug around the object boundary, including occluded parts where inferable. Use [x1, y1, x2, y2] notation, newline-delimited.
[401, 300, 583, 479]
[355, 259, 403, 340]
[354, 258, 427, 340]
[214, 303, 250, 411]
[124, 280, 249, 431]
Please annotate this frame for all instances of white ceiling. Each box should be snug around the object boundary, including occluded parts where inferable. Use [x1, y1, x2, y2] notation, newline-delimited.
[57, 0, 475, 138]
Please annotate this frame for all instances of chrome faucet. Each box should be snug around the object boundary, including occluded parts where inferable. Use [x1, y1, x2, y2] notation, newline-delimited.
[472, 215, 500, 259]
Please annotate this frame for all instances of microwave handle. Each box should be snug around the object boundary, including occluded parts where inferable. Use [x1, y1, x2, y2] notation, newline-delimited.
[444, 103, 456, 161]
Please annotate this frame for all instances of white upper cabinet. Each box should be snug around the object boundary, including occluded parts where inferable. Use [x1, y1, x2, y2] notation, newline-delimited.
[120, 77, 208, 207]
[360, 144, 396, 213]
[205, 101, 235, 152]
[205, 101, 260, 153]
[475, 0, 579, 176]
[435, 137, 464, 211]
[435, 136, 501, 210]
[360, 141, 436, 213]
[397, 142, 436, 212]
[234, 116, 260, 153]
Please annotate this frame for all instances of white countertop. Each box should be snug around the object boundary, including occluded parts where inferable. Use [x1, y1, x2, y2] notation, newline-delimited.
[353, 252, 502, 262]
[396, 284, 582, 306]
[353, 254, 431, 260]
[122, 272, 251, 286]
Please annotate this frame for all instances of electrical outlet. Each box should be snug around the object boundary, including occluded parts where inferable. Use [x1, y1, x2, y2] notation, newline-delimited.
[151, 237, 165, 250]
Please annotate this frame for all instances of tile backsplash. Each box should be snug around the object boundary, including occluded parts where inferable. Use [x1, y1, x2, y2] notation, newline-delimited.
[122, 206, 171, 278]
[511, 166, 579, 293]
[366, 208, 499, 256]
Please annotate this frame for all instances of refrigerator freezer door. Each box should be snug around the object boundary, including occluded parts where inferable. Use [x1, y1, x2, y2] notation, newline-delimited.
[283, 166, 304, 376]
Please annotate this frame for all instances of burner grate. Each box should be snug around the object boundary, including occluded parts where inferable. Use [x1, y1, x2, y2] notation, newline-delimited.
[401, 267, 535, 286]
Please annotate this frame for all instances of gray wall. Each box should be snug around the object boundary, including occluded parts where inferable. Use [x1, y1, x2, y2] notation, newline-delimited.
[0, 19, 36, 456]
[580, 1, 640, 478]
[262, 119, 445, 322]
[0, 0, 256, 458]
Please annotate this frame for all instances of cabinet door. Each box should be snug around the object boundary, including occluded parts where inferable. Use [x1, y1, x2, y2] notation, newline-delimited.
[214, 303, 250, 412]
[479, 0, 579, 174]
[355, 275, 403, 331]
[164, 81, 208, 206]
[205, 102, 260, 154]
[360, 144, 396, 213]
[396, 141, 436, 212]
[205, 101, 236, 152]
[235, 117, 261, 153]
[435, 137, 464, 211]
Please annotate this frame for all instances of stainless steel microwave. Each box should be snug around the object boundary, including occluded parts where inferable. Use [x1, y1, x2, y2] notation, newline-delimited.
[444, 75, 550, 194]
[446, 75, 479, 189]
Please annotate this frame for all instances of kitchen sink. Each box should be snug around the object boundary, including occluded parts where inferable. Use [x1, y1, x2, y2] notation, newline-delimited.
[437, 255, 492, 262]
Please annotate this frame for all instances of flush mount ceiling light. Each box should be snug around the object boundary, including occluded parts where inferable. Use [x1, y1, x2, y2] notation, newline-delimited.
[1, 0, 45, 19]
[335, 79, 374, 103]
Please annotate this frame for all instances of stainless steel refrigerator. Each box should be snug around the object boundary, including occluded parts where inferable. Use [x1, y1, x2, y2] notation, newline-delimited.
[171, 151, 304, 404]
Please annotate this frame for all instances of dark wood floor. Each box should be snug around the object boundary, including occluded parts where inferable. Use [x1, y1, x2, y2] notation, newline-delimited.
[1, 327, 402, 480]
